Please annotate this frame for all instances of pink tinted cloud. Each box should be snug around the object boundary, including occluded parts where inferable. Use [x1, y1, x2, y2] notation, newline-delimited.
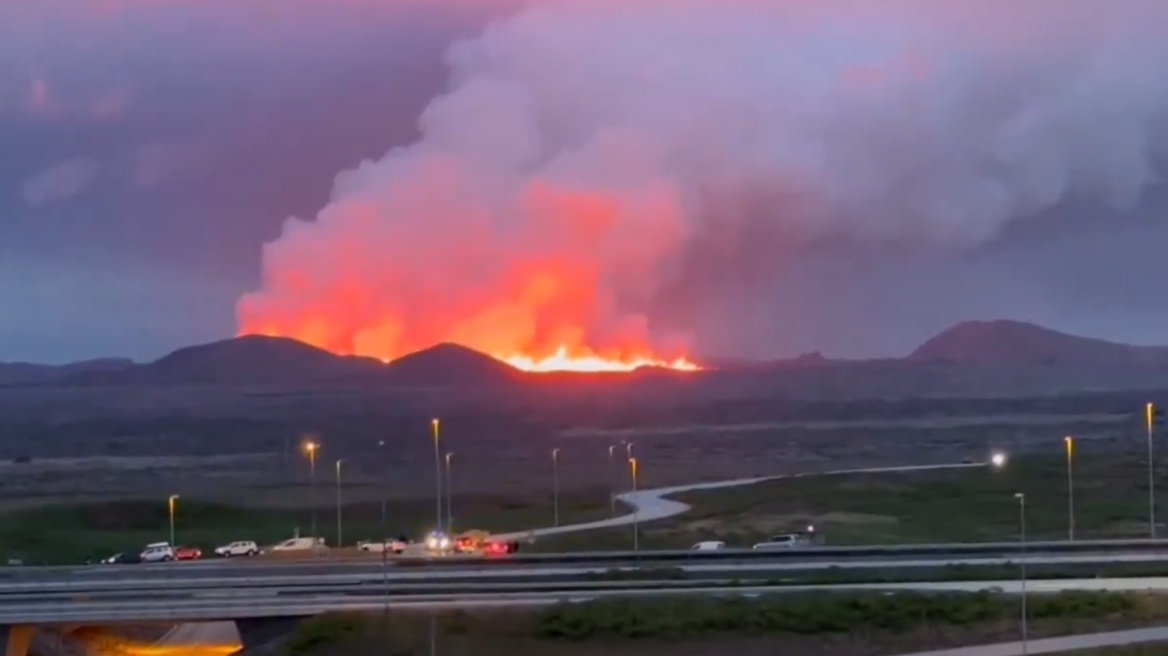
[24, 76, 62, 118]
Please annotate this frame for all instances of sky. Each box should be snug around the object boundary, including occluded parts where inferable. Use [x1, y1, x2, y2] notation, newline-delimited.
[3, 0, 1168, 364]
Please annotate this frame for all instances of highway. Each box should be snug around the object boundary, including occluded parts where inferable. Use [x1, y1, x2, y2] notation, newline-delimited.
[8, 577, 1168, 624]
[9, 544, 1168, 589]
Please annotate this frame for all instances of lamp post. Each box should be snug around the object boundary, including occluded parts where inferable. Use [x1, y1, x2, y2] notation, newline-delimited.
[626, 442, 635, 459]
[629, 457, 639, 552]
[305, 441, 319, 539]
[445, 452, 454, 531]
[335, 459, 343, 548]
[1065, 436, 1075, 541]
[607, 445, 617, 518]
[377, 439, 391, 535]
[1016, 492, 1028, 655]
[168, 495, 179, 546]
[552, 448, 561, 527]
[1149, 403, 1157, 539]
[431, 418, 442, 533]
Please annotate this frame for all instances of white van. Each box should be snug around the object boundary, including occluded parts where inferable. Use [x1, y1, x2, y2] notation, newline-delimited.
[270, 537, 326, 551]
[691, 541, 726, 551]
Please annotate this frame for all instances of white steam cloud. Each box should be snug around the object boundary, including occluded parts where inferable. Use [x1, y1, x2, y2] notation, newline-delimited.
[239, 0, 1168, 362]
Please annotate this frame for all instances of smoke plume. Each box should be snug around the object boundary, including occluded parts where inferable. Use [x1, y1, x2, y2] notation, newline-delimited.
[238, 0, 1168, 365]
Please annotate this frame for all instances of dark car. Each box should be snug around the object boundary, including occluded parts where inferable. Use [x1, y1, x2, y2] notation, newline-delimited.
[100, 552, 142, 565]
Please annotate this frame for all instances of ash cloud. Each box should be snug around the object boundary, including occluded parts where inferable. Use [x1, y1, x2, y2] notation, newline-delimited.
[238, 0, 1168, 362]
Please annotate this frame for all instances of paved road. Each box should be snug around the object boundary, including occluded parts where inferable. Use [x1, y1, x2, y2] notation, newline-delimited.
[895, 625, 1168, 655]
[491, 461, 985, 541]
[13, 577, 1168, 624]
[23, 549, 1168, 588]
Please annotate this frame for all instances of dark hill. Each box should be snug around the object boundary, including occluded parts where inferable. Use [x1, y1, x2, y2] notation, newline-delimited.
[62, 335, 382, 385]
[908, 320, 1168, 367]
[381, 342, 521, 386]
[0, 358, 134, 385]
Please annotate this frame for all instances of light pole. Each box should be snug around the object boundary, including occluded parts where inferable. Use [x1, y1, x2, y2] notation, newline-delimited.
[629, 457, 639, 552]
[1148, 402, 1157, 539]
[607, 445, 617, 518]
[431, 418, 442, 533]
[377, 440, 388, 534]
[1016, 492, 1028, 654]
[445, 452, 454, 531]
[305, 441, 319, 539]
[168, 495, 179, 546]
[626, 442, 634, 459]
[1065, 436, 1075, 541]
[552, 448, 561, 527]
[335, 459, 344, 548]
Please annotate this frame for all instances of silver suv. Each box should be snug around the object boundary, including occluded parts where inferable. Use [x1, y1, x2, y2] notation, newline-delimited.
[139, 542, 175, 562]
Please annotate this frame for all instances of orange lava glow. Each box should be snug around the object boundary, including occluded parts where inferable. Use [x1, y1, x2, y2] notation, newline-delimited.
[236, 173, 702, 373]
[498, 345, 700, 372]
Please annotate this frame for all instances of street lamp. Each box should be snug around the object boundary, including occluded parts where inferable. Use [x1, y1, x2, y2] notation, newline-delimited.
[1065, 436, 1075, 541]
[335, 459, 343, 548]
[1148, 402, 1157, 539]
[168, 495, 179, 546]
[445, 452, 454, 531]
[431, 419, 442, 533]
[552, 448, 561, 527]
[607, 445, 617, 518]
[1016, 492, 1028, 654]
[629, 457, 639, 552]
[626, 442, 635, 459]
[304, 440, 319, 539]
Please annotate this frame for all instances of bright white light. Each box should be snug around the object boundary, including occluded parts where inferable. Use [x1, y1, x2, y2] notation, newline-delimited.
[990, 452, 1007, 468]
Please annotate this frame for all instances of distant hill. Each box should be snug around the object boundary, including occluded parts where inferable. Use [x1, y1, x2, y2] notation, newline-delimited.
[908, 320, 1168, 367]
[380, 342, 521, 386]
[0, 358, 134, 385]
[61, 335, 383, 386]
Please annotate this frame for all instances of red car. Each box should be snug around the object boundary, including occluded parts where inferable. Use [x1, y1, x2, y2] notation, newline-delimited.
[484, 541, 520, 555]
[174, 546, 202, 561]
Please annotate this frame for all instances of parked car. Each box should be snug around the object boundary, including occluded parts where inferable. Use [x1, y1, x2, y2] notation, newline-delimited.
[214, 541, 259, 557]
[752, 534, 809, 550]
[174, 546, 202, 560]
[139, 542, 175, 563]
[101, 551, 142, 565]
[357, 538, 407, 554]
[484, 540, 520, 555]
[270, 537, 326, 552]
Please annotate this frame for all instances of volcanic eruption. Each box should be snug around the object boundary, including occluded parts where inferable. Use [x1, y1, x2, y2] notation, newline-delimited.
[237, 0, 1168, 370]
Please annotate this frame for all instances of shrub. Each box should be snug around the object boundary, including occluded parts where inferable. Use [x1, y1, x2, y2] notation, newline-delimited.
[285, 612, 373, 655]
[531, 590, 1140, 640]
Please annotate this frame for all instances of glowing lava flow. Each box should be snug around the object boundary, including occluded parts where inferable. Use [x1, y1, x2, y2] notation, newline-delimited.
[497, 346, 701, 373]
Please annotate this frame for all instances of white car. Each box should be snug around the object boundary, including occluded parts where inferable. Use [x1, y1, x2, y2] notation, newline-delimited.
[691, 541, 726, 551]
[214, 540, 259, 557]
[270, 537, 326, 551]
[752, 534, 806, 550]
[139, 542, 175, 562]
[357, 539, 407, 554]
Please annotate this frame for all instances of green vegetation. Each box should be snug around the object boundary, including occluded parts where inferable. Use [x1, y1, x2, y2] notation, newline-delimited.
[273, 590, 1168, 655]
[535, 450, 1168, 550]
[533, 591, 1134, 640]
[0, 491, 611, 564]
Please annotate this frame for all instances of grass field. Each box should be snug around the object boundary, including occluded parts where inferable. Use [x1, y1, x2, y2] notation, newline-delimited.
[535, 449, 1168, 551]
[7, 446, 1166, 562]
[0, 488, 613, 564]
[273, 591, 1168, 656]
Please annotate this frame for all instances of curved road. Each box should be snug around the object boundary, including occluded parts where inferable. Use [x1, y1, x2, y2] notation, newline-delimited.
[492, 461, 985, 541]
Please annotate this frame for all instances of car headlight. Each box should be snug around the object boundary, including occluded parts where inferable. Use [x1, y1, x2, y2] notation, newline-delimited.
[440, 538, 450, 548]
[426, 538, 437, 548]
